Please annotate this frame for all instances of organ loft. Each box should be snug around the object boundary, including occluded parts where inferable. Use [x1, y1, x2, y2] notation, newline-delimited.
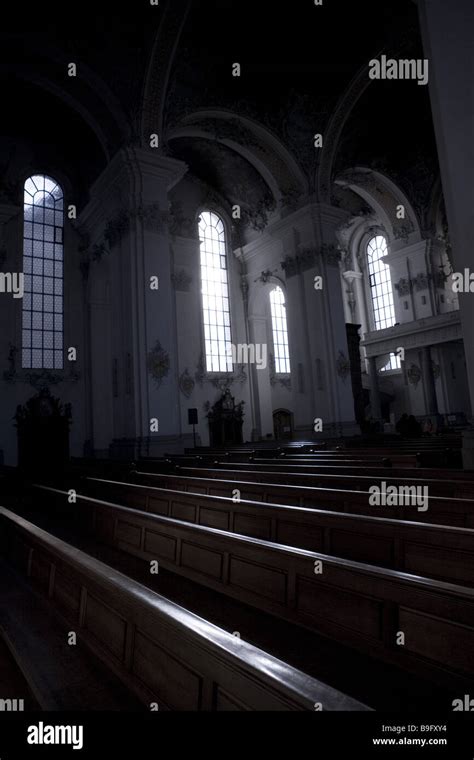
[0, 0, 473, 738]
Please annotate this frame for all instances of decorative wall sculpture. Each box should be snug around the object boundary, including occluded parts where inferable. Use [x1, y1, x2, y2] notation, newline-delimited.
[179, 368, 195, 397]
[394, 278, 411, 296]
[3, 343, 80, 389]
[335, 350, 351, 382]
[147, 341, 170, 388]
[407, 363, 422, 388]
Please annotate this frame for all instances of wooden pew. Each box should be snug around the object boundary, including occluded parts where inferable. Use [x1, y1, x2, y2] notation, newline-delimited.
[162, 454, 419, 468]
[139, 455, 473, 484]
[82, 477, 474, 586]
[32, 487, 474, 690]
[175, 466, 474, 499]
[0, 506, 367, 711]
[130, 471, 474, 527]
[206, 460, 473, 481]
[0, 560, 141, 710]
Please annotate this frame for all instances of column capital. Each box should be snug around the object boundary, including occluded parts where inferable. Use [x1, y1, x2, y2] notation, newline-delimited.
[80, 147, 188, 231]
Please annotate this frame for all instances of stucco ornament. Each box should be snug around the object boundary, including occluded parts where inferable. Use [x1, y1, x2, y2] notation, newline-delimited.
[147, 341, 170, 387]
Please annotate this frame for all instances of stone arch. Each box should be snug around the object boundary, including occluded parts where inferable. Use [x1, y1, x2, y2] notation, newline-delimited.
[317, 60, 376, 203]
[334, 167, 422, 246]
[141, 0, 192, 145]
[167, 110, 309, 212]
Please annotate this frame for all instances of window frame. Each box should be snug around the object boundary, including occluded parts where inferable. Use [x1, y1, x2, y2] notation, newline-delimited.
[21, 174, 64, 371]
[269, 285, 291, 375]
[363, 231, 401, 372]
[197, 209, 234, 375]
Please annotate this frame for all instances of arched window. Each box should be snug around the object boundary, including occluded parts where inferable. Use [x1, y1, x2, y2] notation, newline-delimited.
[367, 235, 399, 370]
[198, 211, 232, 372]
[22, 175, 64, 369]
[270, 286, 291, 374]
[367, 235, 395, 330]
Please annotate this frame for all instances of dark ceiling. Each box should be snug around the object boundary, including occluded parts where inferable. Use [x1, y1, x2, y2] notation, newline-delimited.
[0, 0, 441, 215]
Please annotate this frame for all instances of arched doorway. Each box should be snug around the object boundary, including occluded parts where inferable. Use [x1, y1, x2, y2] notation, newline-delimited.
[273, 409, 293, 440]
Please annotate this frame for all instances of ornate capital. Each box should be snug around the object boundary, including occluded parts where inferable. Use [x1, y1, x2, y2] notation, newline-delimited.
[135, 203, 169, 233]
[320, 243, 341, 267]
[394, 277, 411, 296]
[169, 201, 199, 239]
[281, 247, 317, 277]
[172, 269, 192, 292]
[412, 272, 430, 292]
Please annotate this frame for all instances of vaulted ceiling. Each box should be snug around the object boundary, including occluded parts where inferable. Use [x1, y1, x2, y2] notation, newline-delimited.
[0, 0, 440, 219]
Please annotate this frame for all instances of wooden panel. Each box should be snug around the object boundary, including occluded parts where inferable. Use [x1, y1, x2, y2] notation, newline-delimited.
[181, 542, 223, 580]
[331, 530, 394, 566]
[277, 522, 323, 552]
[400, 607, 474, 673]
[200, 508, 230, 531]
[132, 630, 203, 710]
[404, 542, 474, 585]
[144, 530, 177, 561]
[209, 487, 232, 498]
[84, 594, 127, 662]
[53, 567, 81, 617]
[116, 520, 141, 548]
[147, 497, 170, 516]
[122, 491, 147, 510]
[95, 512, 114, 540]
[234, 513, 272, 540]
[230, 557, 287, 604]
[171, 501, 196, 523]
[187, 485, 207, 495]
[215, 687, 250, 711]
[296, 578, 383, 640]
[239, 491, 263, 503]
[273, 494, 297, 506]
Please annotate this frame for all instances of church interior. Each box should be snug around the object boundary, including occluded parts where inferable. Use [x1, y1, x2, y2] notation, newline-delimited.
[1, 0, 474, 717]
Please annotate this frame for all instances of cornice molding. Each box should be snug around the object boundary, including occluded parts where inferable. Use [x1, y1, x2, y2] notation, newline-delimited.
[361, 311, 461, 357]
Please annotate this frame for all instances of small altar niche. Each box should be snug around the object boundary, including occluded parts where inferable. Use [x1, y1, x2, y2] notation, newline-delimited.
[15, 387, 71, 472]
[207, 390, 244, 446]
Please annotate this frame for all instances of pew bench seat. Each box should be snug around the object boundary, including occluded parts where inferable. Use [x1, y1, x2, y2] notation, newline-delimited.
[0, 560, 141, 711]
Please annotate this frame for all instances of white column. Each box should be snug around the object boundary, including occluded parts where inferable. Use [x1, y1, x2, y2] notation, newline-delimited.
[80, 147, 187, 457]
